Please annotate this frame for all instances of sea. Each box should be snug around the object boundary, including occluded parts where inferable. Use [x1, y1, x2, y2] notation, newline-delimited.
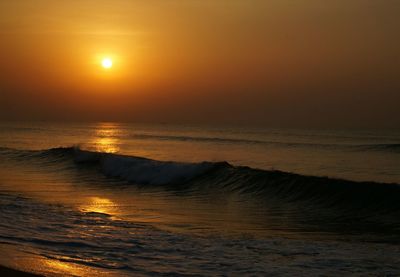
[0, 122, 399, 276]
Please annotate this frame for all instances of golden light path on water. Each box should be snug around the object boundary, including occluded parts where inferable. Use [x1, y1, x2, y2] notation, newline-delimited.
[0, 243, 122, 277]
[91, 122, 120, 153]
[79, 197, 119, 217]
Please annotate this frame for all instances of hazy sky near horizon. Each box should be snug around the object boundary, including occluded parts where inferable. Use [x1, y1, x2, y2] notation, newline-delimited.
[0, 0, 399, 128]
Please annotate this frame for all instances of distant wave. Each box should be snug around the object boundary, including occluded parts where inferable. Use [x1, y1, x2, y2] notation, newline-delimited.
[129, 133, 267, 144]
[359, 143, 400, 151]
[121, 133, 400, 152]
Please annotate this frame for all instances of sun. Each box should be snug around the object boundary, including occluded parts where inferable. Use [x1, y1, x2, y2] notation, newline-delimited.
[101, 58, 113, 69]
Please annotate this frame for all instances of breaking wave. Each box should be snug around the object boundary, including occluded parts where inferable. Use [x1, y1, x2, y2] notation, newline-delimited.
[1, 146, 400, 227]
[0, 146, 399, 238]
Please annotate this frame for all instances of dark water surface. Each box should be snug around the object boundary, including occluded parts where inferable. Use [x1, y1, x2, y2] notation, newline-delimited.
[0, 122, 399, 276]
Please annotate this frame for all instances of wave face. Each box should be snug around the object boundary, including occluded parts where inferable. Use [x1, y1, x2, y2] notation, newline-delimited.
[47, 147, 224, 186]
[2, 146, 400, 223]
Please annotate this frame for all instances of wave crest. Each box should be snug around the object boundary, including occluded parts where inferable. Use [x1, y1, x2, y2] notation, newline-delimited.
[55, 147, 225, 185]
[1, 147, 399, 217]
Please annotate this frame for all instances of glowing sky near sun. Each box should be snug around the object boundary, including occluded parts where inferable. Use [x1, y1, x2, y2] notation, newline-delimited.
[101, 58, 113, 69]
[0, 0, 399, 127]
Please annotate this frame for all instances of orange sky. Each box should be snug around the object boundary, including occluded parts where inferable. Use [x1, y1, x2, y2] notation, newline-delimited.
[0, 0, 399, 128]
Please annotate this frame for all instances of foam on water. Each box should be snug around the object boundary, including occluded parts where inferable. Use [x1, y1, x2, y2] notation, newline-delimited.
[1, 193, 400, 276]
[72, 148, 219, 185]
[1, 146, 399, 237]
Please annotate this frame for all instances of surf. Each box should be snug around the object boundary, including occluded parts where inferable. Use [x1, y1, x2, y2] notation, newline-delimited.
[1, 147, 399, 213]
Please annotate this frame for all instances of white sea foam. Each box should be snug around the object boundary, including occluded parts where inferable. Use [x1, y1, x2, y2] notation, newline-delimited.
[73, 148, 216, 185]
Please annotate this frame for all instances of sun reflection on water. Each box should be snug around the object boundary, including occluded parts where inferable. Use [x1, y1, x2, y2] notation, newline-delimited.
[0, 243, 112, 277]
[44, 259, 87, 276]
[40, 256, 120, 276]
[79, 197, 118, 216]
[92, 122, 121, 153]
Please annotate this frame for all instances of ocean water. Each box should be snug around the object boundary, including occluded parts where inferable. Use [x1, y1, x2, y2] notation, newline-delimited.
[0, 122, 399, 276]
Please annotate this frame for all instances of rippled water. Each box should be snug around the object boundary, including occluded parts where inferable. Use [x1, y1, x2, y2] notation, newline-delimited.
[1, 122, 399, 183]
[0, 122, 399, 276]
